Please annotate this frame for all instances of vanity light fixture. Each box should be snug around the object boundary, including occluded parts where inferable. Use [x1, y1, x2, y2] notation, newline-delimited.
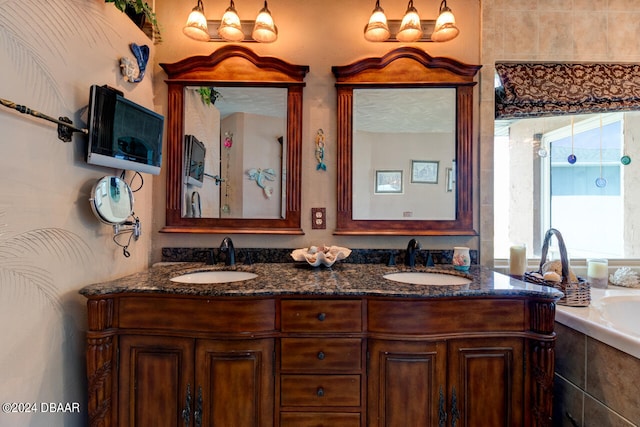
[252, 1, 278, 43]
[396, 0, 423, 42]
[183, 0, 279, 42]
[183, 0, 210, 42]
[363, 0, 460, 42]
[218, 0, 244, 41]
[431, 0, 459, 42]
[364, 0, 391, 42]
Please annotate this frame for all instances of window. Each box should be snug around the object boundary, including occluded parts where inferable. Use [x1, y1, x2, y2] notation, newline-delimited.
[494, 112, 640, 260]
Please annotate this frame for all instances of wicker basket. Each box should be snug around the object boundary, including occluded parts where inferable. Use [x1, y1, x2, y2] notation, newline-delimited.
[524, 228, 590, 307]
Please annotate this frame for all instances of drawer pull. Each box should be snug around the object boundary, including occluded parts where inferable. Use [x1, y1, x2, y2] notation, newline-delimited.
[317, 312, 326, 321]
[316, 387, 325, 397]
[317, 351, 325, 360]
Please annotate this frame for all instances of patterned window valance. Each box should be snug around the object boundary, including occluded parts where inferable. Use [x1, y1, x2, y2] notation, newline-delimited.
[495, 62, 640, 119]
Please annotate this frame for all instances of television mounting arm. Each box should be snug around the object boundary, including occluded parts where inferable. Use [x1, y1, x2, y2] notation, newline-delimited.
[0, 96, 88, 142]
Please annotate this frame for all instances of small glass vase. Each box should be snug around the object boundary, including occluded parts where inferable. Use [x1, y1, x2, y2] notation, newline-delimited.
[452, 247, 471, 271]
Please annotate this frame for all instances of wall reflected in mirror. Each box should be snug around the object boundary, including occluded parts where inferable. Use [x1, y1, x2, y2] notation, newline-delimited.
[182, 86, 287, 219]
[352, 88, 457, 220]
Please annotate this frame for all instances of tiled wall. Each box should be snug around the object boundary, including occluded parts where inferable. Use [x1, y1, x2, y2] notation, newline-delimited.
[480, 0, 640, 265]
[554, 322, 640, 426]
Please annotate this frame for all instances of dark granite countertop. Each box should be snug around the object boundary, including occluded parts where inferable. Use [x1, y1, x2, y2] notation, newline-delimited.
[79, 262, 563, 300]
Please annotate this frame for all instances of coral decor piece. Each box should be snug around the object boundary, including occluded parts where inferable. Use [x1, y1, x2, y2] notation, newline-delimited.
[609, 267, 640, 288]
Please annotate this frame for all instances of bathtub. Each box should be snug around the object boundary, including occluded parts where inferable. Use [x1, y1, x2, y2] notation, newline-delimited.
[555, 285, 640, 359]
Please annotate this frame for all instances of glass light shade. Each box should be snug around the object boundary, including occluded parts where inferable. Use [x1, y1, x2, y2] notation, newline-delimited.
[252, 2, 278, 43]
[396, 1, 422, 42]
[183, 3, 210, 41]
[218, 1, 244, 42]
[364, 2, 390, 42]
[431, 6, 459, 42]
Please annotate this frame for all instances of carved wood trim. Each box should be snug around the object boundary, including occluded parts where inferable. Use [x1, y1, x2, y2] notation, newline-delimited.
[332, 47, 481, 82]
[529, 301, 556, 334]
[332, 47, 480, 235]
[160, 45, 309, 81]
[87, 298, 114, 331]
[159, 46, 309, 234]
[87, 335, 114, 427]
[531, 340, 554, 427]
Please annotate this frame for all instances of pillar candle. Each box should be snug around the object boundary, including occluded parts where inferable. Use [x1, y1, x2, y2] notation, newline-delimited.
[509, 245, 527, 277]
[587, 259, 608, 288]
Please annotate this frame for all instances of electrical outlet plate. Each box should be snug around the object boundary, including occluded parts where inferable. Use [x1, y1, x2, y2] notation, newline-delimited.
[311, 207, 326, 229]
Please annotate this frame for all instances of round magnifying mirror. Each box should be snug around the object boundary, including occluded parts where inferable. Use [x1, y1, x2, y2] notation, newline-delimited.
[90, 176, 134, 224]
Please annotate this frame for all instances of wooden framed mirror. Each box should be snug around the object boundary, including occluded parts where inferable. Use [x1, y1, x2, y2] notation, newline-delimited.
[332, 47, 481, 235]
[160, 46, 309, 234]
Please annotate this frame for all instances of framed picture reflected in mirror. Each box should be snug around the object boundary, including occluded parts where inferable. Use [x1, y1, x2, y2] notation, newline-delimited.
[375, 170, 403, 194]
[411, 160, 439, 184]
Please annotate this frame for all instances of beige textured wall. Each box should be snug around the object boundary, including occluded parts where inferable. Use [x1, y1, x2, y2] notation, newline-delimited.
[0, 2, 158, 426]
[480, 0, 640, 265]
[151, 0, 482, 258]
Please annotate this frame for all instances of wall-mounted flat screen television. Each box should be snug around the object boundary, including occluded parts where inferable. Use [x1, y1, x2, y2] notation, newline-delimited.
[184, 135, 206, 187]
[87, 85, 164, 175]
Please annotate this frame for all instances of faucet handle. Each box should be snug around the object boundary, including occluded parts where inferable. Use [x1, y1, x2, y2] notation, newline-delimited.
[387, 250, 397, 266]
[196, 249, 216, 265]
[425, 250, 435, 267]
[243, 250, 254, 265]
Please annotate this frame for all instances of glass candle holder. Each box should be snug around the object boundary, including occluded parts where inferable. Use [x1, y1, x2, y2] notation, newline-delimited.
[587, 258, 608, 289]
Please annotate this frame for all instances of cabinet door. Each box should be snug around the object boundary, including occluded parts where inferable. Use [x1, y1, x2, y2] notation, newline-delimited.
[119, 335, 194, 427]
[368, 340, 447, 427]
[447, 338, 524, 427]
[196, 338, 274, 427]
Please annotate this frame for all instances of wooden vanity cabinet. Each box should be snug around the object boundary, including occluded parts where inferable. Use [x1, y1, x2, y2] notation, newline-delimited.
[367, 299, 536, 427]
[368, 337, 524, 427]
[85, 294, 556, 427]
[278, 299, 365, 427]
[118, 335, 273, 427]
[87, 296, 276, 427]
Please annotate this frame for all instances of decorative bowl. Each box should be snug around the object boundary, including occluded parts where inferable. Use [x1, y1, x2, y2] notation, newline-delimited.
[291, 245, 351, 267]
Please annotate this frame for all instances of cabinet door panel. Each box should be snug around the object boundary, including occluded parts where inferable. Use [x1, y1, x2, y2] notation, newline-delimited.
[368, 340, 446, 427]
[119, 335, 194, 427]
[448, 338, 524, 427]
[196, 339, 274, 427]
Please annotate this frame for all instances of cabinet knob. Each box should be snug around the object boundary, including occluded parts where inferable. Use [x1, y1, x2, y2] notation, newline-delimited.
[317, 351, 325, 360]
[317, 312, 326, 321]
[316, 387, 325, 397]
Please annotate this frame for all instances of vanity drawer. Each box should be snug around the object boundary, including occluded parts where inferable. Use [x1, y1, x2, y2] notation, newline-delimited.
[280, 412, 361, 427]
[281, 338, 362, 371]
[280, 375, 360, 407]
[280, 300, 362, 332]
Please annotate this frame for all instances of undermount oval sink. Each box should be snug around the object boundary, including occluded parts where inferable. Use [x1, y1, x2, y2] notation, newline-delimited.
[383, 272, 472, 286]
[170, 271, 258, 284]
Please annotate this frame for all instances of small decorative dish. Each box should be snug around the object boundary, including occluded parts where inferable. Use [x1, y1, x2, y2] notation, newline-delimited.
[291, 245, 351, 267]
